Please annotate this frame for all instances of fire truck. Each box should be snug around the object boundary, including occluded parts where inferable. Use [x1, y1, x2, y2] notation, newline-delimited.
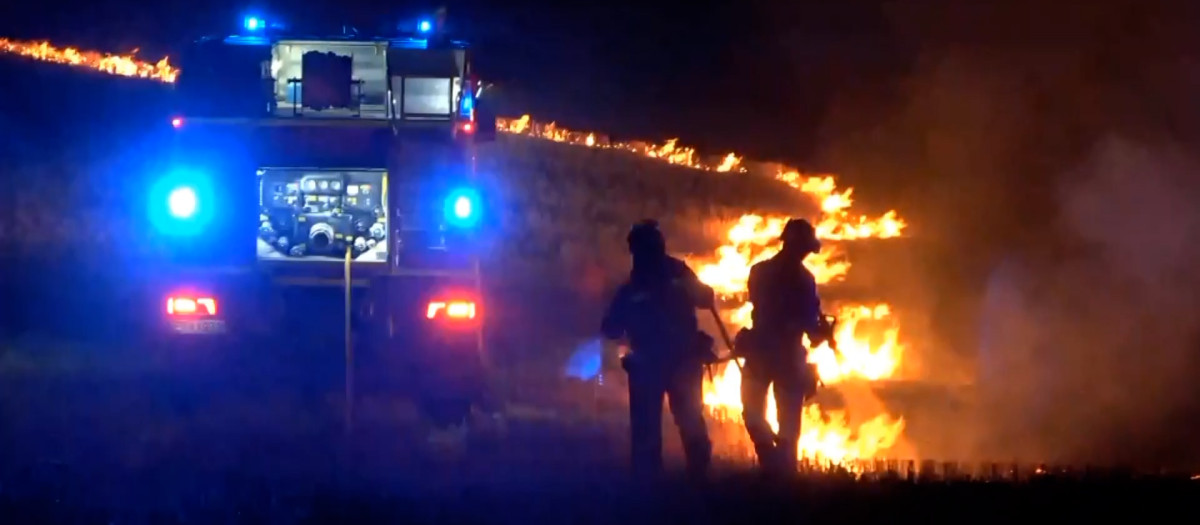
[144, 14, 497, 425]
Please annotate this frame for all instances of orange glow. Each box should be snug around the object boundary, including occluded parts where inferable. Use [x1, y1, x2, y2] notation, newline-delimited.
[167, 296, 217, 316]
[426, 300, 477, 320]
[489, 111, 914, 467]
[687, 208, 910, 466]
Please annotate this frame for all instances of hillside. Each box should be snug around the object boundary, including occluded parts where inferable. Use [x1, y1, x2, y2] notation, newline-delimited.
[475, 133, 811, 290]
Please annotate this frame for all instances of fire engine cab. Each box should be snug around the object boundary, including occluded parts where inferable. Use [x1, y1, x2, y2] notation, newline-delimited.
[145, 13, 497, 425]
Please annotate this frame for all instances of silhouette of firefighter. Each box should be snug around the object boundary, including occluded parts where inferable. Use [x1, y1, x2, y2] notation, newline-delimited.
[738, 218, 825, 473]
[601, 220, 716, 479]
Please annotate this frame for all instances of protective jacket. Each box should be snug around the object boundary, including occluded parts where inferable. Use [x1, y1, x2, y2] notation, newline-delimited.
[602, 255, 714, 364]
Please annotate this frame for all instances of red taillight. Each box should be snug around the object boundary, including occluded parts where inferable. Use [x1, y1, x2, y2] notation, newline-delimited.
[460, 121, 474, 134]
[167, 295, 217, 316]
[426, 300, 477, 320]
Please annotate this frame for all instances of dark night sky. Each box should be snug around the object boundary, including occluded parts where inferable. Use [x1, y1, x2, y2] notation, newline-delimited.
[0, 0, 907, 164]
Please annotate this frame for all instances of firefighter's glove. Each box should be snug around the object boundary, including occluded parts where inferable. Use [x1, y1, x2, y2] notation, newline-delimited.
[732, 327, 756, 358]
[693, 331, 719, 364]
[620, 354, 634, 373]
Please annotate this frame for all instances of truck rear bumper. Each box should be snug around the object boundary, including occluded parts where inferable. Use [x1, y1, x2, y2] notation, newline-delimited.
[145, 271, 487, 398]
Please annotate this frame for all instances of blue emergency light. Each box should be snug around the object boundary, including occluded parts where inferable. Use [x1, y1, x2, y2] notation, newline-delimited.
[443, 187, 480, 228]
[149, 170, 215, 237]
[167, 186, 198, 219]
[418, 19, 432, 33]
[244, 16, 264, 31]
[460, 89, 474, 117]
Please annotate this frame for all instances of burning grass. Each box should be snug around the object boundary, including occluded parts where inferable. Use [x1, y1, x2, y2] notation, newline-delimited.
[0, 38, 177, 82]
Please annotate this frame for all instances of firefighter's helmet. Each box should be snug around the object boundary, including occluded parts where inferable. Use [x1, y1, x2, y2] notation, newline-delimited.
[627, 219, 666, 256]
[781, 218, 821, 254]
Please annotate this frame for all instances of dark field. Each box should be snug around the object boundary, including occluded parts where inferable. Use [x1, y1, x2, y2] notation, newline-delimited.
[1, 337, 1194, 523]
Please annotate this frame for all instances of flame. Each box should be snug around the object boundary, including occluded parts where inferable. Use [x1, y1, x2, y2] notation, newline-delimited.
[778, 173, 907, 241]
[808, 304, 903, 384]
[498, 115, 746, 173]
[716, 303, 902, 384]
[497, 115, 907, 243]
[693, 214, 854, 294]
[684, 208, 908, 466]
[700, 300, 907, 466]
[0, 39, 178, 83]
[491, 118, 912, 467]
[702, 388, 906, 466]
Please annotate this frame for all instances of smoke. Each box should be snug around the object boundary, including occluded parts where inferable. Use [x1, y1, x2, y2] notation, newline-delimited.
[978, 138, 1200, 467]
[1061, 139, 1200, 289]
[1056, 139, 1200, 462]
[790, 1, 1200, 466]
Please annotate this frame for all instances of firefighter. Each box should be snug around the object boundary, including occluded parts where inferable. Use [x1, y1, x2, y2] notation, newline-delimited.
[741, 218, 824, 474]
[601, 220, 715, 479]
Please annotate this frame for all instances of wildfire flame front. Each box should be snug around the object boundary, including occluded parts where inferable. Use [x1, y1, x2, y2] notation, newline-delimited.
[0, 38, 178, 83]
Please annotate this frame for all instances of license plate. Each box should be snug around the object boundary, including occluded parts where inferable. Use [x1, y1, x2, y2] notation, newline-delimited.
[170, 319, 227, 335]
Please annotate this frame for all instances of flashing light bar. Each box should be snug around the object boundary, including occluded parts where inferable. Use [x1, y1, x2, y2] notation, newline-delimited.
[167, 295, 218, 316]
[426, 299, 476, 320]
